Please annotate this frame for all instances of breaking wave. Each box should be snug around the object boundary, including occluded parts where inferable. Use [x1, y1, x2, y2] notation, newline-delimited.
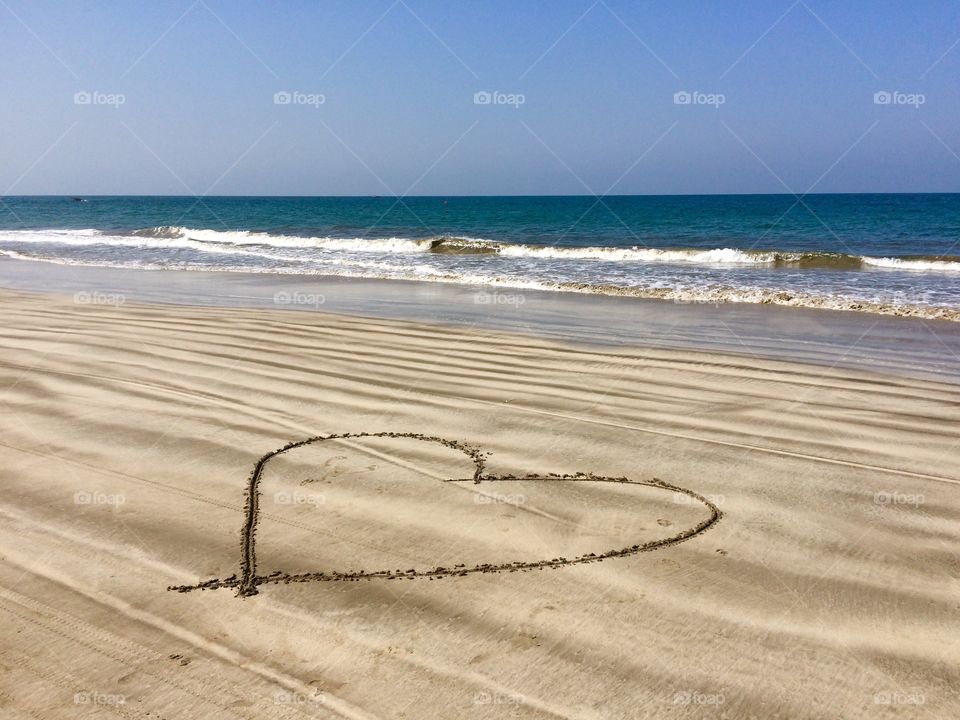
[3, 226, 960, 321]
[11, 226, 960, 271]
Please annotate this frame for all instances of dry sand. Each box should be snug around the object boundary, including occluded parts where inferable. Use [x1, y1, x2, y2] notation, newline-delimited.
[0, 288, 958, 719]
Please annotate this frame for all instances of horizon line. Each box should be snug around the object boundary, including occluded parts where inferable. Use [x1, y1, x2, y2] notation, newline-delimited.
[4, 191, 960, 199]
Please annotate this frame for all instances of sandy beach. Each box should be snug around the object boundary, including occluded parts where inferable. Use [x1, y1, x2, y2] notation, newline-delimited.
[6, 0, 960, 715]
[0, 285, 957, 719]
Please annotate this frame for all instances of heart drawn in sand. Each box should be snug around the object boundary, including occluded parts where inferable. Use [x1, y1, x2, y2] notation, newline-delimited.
[169, 432, 722, 597]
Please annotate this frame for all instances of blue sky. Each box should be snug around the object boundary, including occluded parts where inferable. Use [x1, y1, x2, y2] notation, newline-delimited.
[2, 0, 959, 195]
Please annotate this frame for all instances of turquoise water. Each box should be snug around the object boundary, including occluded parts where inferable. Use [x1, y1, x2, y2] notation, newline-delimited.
[2, 194, 959, 316]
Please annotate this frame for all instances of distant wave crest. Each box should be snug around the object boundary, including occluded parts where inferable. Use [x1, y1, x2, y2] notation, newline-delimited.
[5, 227, 960, 274]
[18, 226, 957, 272]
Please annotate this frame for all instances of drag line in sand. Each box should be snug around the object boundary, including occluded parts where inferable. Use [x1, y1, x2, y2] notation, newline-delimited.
[468, 399, 960, 487]
[0, 548, 381, 720]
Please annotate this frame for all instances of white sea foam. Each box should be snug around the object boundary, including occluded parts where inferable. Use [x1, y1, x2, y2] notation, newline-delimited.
[8, 228, 960, 274]
[2, 247, 958, 321]
[154, 227, 429, 253]
[0, 229, 108, 244]
[0, 228, 782, 265]
[3, 227, 960, 320]
[165, 229, 776, 264]
[862, 256, 960, 272]
[499, 244, 772, 264]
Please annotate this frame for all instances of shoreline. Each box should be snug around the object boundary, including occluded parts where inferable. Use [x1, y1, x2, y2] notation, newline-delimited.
[2, 255, 960, 383]
[4, 246, 960, 323]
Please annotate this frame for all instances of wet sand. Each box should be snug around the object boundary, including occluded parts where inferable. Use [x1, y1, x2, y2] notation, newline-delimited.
[3, 256, 960, 382]
[0, 287, 958, 719]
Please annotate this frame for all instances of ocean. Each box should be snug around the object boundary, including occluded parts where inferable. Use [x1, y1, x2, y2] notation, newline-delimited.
[2, 194, 959, 319]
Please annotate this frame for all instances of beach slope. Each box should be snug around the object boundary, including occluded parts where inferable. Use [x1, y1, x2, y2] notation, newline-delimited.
[0, 290, 958, 719]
